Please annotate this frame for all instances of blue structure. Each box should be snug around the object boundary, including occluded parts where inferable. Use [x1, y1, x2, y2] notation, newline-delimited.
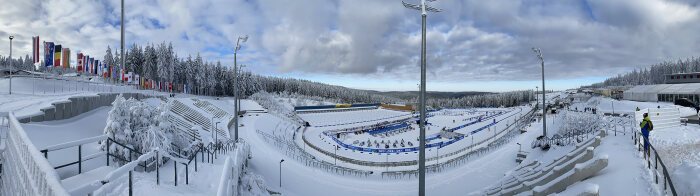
[294, 103, 380, 111]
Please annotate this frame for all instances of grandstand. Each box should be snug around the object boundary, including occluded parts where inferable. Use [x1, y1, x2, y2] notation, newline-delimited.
[168, 99, 231, 143]
[485, 131, 608, 195]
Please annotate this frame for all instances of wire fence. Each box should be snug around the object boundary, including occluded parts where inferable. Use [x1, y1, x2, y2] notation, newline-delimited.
[381, 107, 537, 179]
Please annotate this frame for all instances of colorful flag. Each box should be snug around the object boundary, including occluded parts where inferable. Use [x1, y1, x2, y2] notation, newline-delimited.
[62, 48, 70, 69]
[103, 63, 108, 77]
[45, 42, 54, 67]
[84, 55, 89, 72]
[94, 60, 99, 75]
[77, 53, 83, 71]
[54, 45, 62, 67]
[82, 55, 87, 72]
[90, 57, 94, 74]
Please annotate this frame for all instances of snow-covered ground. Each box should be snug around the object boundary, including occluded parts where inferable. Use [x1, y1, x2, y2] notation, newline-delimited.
[4, 76, 699, 196]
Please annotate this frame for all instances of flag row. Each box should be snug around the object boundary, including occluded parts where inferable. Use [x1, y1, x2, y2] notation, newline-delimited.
[31, 35, 191, 94]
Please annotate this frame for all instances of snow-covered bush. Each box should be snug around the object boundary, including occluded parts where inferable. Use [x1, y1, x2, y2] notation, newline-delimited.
[240, 173, 271, 196]
[554, 110, 603, 137]
[102, 94, 192, 164]
[250, 91, 303, 125]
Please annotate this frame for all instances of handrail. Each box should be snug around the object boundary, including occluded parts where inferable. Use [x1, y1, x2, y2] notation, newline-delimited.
[1, 112, 70, 196]
[42, 135, 108, 152]
[634, 130, 678, 196]
[216, 140, 249, 196]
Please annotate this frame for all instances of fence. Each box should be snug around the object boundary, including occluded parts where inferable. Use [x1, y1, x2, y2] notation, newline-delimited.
[216, 140, 250, 196]
[382, 106, 537, 178]
[0, 112, 70, 195]
[634, 129, 678, 195]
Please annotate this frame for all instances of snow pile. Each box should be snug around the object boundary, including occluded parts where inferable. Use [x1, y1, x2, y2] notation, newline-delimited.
[672, 160, 700, 195]
[102, 94, 191, 163]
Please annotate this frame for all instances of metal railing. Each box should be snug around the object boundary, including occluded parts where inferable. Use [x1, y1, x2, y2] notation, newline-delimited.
[40, 135, 108, 174]
[634, 130, 678, 196]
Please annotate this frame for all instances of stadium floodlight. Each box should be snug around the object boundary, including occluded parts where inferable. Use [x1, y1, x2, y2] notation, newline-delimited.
[403, 1, 440, 195]
[532, 47, 546, 137]
[233, 35, 249, 142]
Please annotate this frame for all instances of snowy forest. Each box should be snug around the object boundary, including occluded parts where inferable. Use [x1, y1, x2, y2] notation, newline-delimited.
[588, 57, 700, 88]
[1, 41, 536, 108]
[0, 54, 35, 71]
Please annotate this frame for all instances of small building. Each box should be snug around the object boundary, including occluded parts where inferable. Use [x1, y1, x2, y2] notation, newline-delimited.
[665, 72, 700, 84]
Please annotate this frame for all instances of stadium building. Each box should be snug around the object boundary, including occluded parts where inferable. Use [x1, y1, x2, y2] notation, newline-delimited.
[623, 72, 700, 102]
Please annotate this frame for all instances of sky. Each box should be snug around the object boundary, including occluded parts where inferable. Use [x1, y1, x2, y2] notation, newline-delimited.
[1, 0, 700, 92]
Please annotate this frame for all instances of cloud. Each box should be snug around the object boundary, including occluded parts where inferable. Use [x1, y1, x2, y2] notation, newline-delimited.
[1, 0, 700, 89]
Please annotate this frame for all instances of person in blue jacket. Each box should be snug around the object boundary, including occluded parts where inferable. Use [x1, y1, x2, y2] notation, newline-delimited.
[640, 113, 653, 152]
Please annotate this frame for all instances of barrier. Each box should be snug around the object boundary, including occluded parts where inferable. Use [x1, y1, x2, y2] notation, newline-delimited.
[634, 128, 678, 195]
[216, 140, 250, 196]
[15, 92, 157, 123]
[635, 108, 680, 130]
[0, 112, 70, 195]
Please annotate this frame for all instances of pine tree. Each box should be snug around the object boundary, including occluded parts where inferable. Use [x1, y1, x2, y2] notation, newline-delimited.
[104, 46, 114, 69]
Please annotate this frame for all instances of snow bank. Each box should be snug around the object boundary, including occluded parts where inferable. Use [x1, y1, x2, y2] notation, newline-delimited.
[672, 161, 700, 195]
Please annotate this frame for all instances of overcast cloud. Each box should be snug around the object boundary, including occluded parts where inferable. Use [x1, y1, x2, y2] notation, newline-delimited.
[1, 0, 699, 90]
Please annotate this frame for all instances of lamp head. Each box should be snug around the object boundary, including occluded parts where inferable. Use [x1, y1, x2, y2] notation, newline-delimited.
[239, 35, 249, 43]
[9, 35, 14, 40]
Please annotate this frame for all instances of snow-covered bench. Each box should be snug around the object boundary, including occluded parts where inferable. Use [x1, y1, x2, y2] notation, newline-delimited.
[485, 131, 606, 195]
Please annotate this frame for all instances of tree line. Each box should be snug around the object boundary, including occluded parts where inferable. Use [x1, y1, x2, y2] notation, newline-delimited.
[587, 57, 700, 88]
[2, 41, 536, 108]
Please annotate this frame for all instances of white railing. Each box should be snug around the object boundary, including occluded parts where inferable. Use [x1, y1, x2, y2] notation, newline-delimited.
[216, 140, 250, 196]
[0, 112, 70, 196]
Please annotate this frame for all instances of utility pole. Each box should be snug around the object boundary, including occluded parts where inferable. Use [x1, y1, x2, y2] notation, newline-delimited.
[403, 1, 441, 195]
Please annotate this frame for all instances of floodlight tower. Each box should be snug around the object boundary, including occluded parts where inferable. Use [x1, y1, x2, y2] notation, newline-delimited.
[532, 48, 546, 137]
[234, 35, 248, 142]
[402, 1, 441, 195]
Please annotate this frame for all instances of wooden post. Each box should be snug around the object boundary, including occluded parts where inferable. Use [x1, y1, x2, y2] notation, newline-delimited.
[156, 151, 160, 185]
[186, 164, 189, 185]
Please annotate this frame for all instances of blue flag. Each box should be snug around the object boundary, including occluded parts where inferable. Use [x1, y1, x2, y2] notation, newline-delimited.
[45, 42, 54, 67]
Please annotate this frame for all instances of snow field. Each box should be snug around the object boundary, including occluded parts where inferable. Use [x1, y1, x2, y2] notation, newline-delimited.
[290, 107, 529, 172]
